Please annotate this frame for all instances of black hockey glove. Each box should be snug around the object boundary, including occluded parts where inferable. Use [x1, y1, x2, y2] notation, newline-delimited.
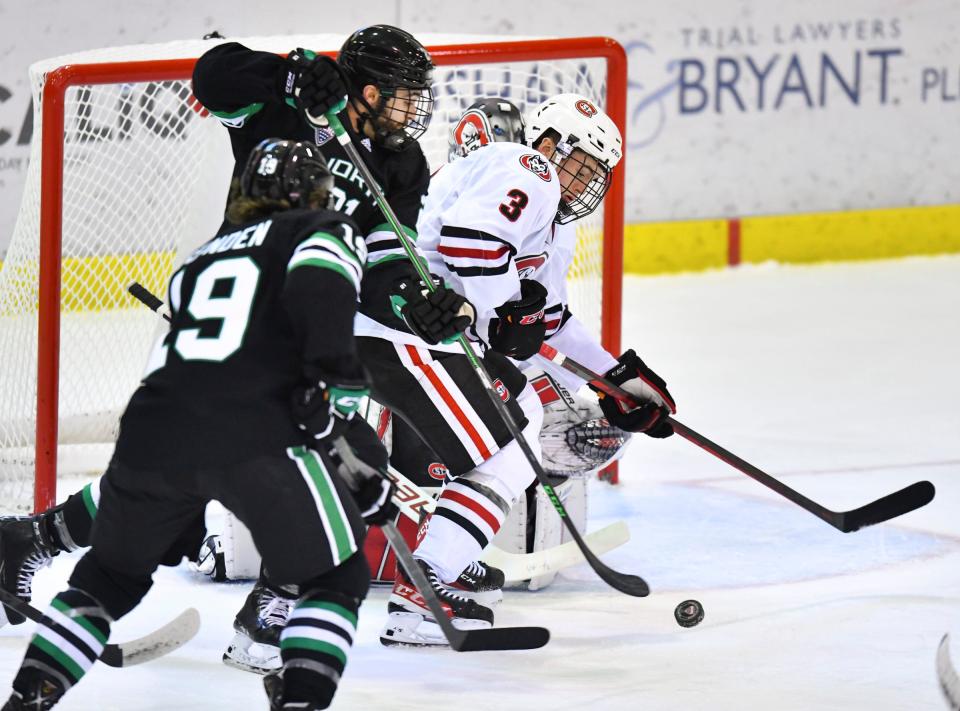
[590, 349, 676, 438]
[391, 273, 475, 345]
[285, 49, 348, 125]
[330, 418, 398, 526]
[291, 372, 369, 444]
[488, 279, 548, 360]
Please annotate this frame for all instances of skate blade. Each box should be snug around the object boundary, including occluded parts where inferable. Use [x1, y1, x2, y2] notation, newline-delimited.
[221, 632, 280, 675]
[379, 611, 492, 648]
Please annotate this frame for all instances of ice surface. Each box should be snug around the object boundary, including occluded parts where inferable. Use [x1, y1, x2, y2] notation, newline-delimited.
[2, 256, 958, 710]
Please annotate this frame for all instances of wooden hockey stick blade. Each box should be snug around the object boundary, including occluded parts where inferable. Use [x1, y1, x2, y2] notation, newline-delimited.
[380, 523, 549, 652]
[0, 589, 199, 668]
[481, 520, 630, 581]
[938, 634, 960, 711]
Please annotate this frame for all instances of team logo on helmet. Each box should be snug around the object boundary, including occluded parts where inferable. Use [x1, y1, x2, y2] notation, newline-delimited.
[453, 109, 493, 155]
[427, 462, 449, 481]
[575, 99, 598, 117]
[519, 153, 552, 181]
[515, 252, 548, 279]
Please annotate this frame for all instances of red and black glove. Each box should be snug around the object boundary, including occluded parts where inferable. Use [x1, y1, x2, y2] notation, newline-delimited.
[488, 279, 548, 360]
[590, 349, 676, 438]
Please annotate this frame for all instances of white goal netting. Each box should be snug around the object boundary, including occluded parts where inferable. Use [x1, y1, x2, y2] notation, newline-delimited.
[0, 34, 621, 512]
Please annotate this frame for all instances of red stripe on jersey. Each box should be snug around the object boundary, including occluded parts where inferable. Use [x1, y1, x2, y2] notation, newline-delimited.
[439, 488, 501, 532]
[404, 346, 493, 460]
[438, 244, 511, 260]
[544, 319, 561, 330]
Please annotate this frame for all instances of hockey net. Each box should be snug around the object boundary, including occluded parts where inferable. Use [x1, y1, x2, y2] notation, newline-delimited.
[0, 34, 626, 513]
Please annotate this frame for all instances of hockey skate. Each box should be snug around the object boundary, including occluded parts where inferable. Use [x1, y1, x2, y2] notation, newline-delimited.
[2, 669, 64, 710]
[0, 516, 59, 626]
[381, 558, 494, 647]
[263, 670, 324, 711]
[222, 580, 296, 675]
[443, 559, 505, 606]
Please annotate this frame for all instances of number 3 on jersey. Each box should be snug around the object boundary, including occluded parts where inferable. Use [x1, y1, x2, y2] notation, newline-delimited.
[144, 256, 261, 375]
[499, 188, 529, 222]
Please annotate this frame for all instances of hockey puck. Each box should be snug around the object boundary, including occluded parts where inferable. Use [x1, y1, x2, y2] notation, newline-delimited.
[674, 599, 704, 628]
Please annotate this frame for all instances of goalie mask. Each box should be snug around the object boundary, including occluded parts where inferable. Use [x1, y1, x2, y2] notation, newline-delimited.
[338, 24, 435, 151]
[526, 93, 622, 224]
[241, 138, 334, 209]
[448, 98, 526, 161]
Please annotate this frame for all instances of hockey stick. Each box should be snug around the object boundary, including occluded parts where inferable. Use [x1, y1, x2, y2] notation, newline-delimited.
[382, 462, 631, 581]
[321, 107, 649, 598]
[127, 282, 628, 577]
[0, 589, 200, 667]
[938, 634, 960, 710]
[332, 438, 549, 651]
[538, 343, 936, 533]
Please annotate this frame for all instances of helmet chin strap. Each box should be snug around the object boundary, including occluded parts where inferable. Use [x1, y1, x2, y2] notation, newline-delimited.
[349, 93, 413, 152]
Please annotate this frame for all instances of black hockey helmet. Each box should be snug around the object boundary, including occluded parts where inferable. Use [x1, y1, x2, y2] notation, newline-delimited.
[449, 98, 527, 160]
[240, 138, 334, 209]
[337, 25, 435, 151]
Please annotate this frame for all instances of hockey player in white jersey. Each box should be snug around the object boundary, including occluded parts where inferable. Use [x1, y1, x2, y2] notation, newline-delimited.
[358, 93, 678, 646]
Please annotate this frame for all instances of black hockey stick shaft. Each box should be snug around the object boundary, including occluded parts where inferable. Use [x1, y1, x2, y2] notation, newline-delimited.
[128, 282, 170, 321]
[538, 344, 936, 533]
[0, 588, 199, 667]
[332, 438, 549, 651]
[322, 109, 649, 597]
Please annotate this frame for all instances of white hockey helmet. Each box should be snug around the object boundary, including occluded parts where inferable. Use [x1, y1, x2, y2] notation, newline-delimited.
[526, 93, 623, 223]
[448, 98, 526, 161]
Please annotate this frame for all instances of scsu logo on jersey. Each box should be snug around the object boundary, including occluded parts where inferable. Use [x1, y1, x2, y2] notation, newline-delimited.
[516, 253, 548, 279]
[519, 154, 552, 182]
[493, 378, 511, 402]
[575, 99, 598, 117]
[427, 462, 449, 481]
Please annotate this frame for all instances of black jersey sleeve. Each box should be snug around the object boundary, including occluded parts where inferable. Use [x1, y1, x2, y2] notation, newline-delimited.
[363, 144, 431, 267]
[281, 215, 367, 380]
[192, 42, 289, 121]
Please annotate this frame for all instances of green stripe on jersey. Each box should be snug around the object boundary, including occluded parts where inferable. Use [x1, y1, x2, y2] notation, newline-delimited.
[288, 447, 357, 564]
[280, 636, 348, 666]
[211, 102, 265, 120]
[30, 635, 86, 683]
[51, 598, 108, 645]
[370, 223, 418, 242]
[287, 256, 360, 292]
[298, 600, 358, 628]
[292, 232, 363, 271]
[80, 483, 98, 520]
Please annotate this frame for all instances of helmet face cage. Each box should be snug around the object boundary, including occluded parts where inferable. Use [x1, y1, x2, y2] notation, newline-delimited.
[551, 145, 613, 224]
[526, 94, 622, 223]
[338, 24, 435, 151]
[242, 139, 334, 209]
[448, 99, 526, 160]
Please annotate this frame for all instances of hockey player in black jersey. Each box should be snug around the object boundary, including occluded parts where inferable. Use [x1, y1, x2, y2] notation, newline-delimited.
[1, 138, 394, 711]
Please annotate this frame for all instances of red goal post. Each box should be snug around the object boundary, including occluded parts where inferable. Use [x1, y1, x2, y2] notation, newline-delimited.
[27, 37, 626, 511]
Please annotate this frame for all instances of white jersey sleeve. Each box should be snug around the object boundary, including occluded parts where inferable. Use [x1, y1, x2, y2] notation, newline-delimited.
[417, 143, 561, 342]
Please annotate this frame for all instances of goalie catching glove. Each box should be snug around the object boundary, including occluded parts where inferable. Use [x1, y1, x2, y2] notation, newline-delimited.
[291, 371, 369, 443]
[391, 272, 475, 345]
[488, 279, 548, 360]
[590, 349, 676, 438]
[285, 49, 348, 125]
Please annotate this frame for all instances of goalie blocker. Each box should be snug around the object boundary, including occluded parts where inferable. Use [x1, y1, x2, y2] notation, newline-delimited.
[200, 371, 629, 590]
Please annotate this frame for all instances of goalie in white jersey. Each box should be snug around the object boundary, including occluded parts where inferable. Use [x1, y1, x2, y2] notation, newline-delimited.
[356, 93, 677, 646]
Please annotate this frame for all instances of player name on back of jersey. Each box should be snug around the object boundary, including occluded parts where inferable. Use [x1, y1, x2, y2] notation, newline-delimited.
[184, 219, 272, 264]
